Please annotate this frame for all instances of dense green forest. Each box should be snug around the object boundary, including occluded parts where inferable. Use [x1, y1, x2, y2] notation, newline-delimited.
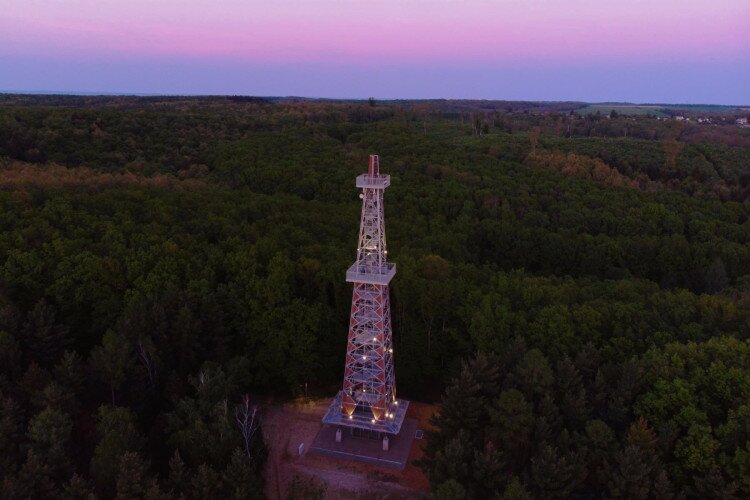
[1, 95, 750, 498]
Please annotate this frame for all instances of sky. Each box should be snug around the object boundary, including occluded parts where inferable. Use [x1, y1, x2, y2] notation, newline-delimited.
[1, 0, 749, 104]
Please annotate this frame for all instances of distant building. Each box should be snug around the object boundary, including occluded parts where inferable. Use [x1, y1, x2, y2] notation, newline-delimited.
[675, 116, 685, 121]
[737, 117, 749, 127]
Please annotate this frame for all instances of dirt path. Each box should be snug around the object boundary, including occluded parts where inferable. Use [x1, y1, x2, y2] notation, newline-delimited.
[262, 398, 434, 499]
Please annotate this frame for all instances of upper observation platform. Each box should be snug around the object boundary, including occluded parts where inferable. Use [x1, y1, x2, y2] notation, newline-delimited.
[346, 262, 396, 285]
[356, 174, 391, 189]
[356, 154, 390, 190]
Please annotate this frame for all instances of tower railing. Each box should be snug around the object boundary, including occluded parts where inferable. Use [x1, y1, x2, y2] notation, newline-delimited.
[356, 174, 390, 189]
[346, 262, 396, 285]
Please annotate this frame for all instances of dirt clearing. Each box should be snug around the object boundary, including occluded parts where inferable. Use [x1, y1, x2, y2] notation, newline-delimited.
[262, 398, 434, 499]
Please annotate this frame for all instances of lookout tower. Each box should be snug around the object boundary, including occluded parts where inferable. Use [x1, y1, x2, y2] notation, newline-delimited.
[322, 155, 409, 437]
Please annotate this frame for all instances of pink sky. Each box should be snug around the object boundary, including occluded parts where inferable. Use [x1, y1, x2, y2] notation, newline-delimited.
[1, 0, 748, 102]
[3, 0, 748, 62]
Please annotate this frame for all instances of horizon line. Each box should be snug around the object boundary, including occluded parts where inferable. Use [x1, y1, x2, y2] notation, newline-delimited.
[1, 91, 747, 109]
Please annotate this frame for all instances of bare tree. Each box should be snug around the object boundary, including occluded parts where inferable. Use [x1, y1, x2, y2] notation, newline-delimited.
[235, 395, 260, 459]
[135, 339, 156, 387]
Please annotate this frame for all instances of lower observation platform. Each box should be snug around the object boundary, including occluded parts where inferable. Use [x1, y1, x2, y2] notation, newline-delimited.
[322, 391, 409, 434]
[310, 417, 418, 470]
[345, 262, 396, 285]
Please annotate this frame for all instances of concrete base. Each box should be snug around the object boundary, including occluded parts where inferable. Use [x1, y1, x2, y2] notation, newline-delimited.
[309, 418, 418, 470]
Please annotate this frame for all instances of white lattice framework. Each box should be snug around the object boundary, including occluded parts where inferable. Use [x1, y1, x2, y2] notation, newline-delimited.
[322, 155, 408, 434]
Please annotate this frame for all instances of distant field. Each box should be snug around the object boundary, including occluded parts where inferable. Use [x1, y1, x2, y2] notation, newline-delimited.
[576, 104, 667, 116]
[577, 103, 746, 116]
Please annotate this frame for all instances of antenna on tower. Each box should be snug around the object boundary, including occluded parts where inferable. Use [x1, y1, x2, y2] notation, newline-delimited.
[368, 154, 379, 176]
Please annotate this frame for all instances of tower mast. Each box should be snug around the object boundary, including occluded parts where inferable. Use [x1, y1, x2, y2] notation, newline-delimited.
[322, 154, 408, 435]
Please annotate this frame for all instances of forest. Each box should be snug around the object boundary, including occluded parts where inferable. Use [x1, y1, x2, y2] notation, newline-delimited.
[1, 95, 750, 498]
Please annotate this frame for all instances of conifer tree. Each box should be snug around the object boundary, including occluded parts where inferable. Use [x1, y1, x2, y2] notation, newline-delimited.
[471, 443, 507, 497]
[63, 473, 97, 500]
[490, 389, 532, 467]
[90, 330, 134, 405]
[21, 300, 70, 366]
[27, 406, 73, 482]
[115, 452, 159, 500]
[556, 356, 589, 426]
[500, 477, 532, 500]
[223, 448, 264, 500]
[190, 464, 223, 499]
[91, 405, 145, 492]
[0, 394, 25, 471]
[529, 444, 586, 498]
[167, 449, 188, 497]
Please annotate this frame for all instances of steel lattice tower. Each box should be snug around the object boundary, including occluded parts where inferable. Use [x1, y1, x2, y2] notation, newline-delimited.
[322, 155, 409, 435]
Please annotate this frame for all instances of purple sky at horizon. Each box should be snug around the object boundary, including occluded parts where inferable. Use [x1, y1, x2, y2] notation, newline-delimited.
[1, 0, 749, 103]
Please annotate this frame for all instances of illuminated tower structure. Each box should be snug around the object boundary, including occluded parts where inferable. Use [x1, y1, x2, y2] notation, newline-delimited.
[322, 155, 409, 436]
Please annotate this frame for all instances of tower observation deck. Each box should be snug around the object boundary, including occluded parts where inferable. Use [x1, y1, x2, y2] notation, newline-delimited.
[322, 155, 409, 435]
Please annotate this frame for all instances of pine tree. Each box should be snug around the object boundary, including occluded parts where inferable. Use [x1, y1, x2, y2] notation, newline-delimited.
[0, 330, 22, 381]
[514, 349, 553, 400]
[201, 294, 231, 363]
[705, 257, 729, 294]
[63, 473, 97, 500]
[608, 445, 653, 499]
[432, 479, 467, 500]
[608, 360, 643, 429]
[429, 360, 484, 443]
[573, 342, 602, 382]
[167, 449, 188, 497]
[530, 444, 586, 498]
[626, 417, 659, 470]
[170, 306, 202, 374]
[608, 418, 665, 499]
[91, 405, 145, 492]
[223, 448, 263, 500]
[40, 381, 77, 414]
[189, 464, 223, 499]
[584, 419, 616, 494]
[0, 394, 25, 472]
[490, 389, 532, 467]
[536, 394, 563, 437]
[692, 464, 737, 499]
[19, 361, 51, 400]
[651, 470, 675, 500]
[13, 449, 58, 499]
[499, 477, 532, 500]
[426, 429, 474, 488]
[0, 303, 21, 337]
[498, 336, 528, 376]
[556, 356, 589, 426]
[590, 369, 609, 419]
[115, 452, 158, 500]
[89, 330, 135, 405]
[21, 299, 70, 366]
[471, 352, 501, 407]
[471, 443, 506, 497]
[55, 350, 86, 396]
[27, 406, 73, 479]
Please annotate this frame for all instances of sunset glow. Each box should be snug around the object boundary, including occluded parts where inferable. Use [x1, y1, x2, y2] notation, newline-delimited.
[2, 0, 749, 102]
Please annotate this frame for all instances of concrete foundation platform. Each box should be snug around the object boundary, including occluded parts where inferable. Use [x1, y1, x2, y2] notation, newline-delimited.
[309, 417, 418, 470]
